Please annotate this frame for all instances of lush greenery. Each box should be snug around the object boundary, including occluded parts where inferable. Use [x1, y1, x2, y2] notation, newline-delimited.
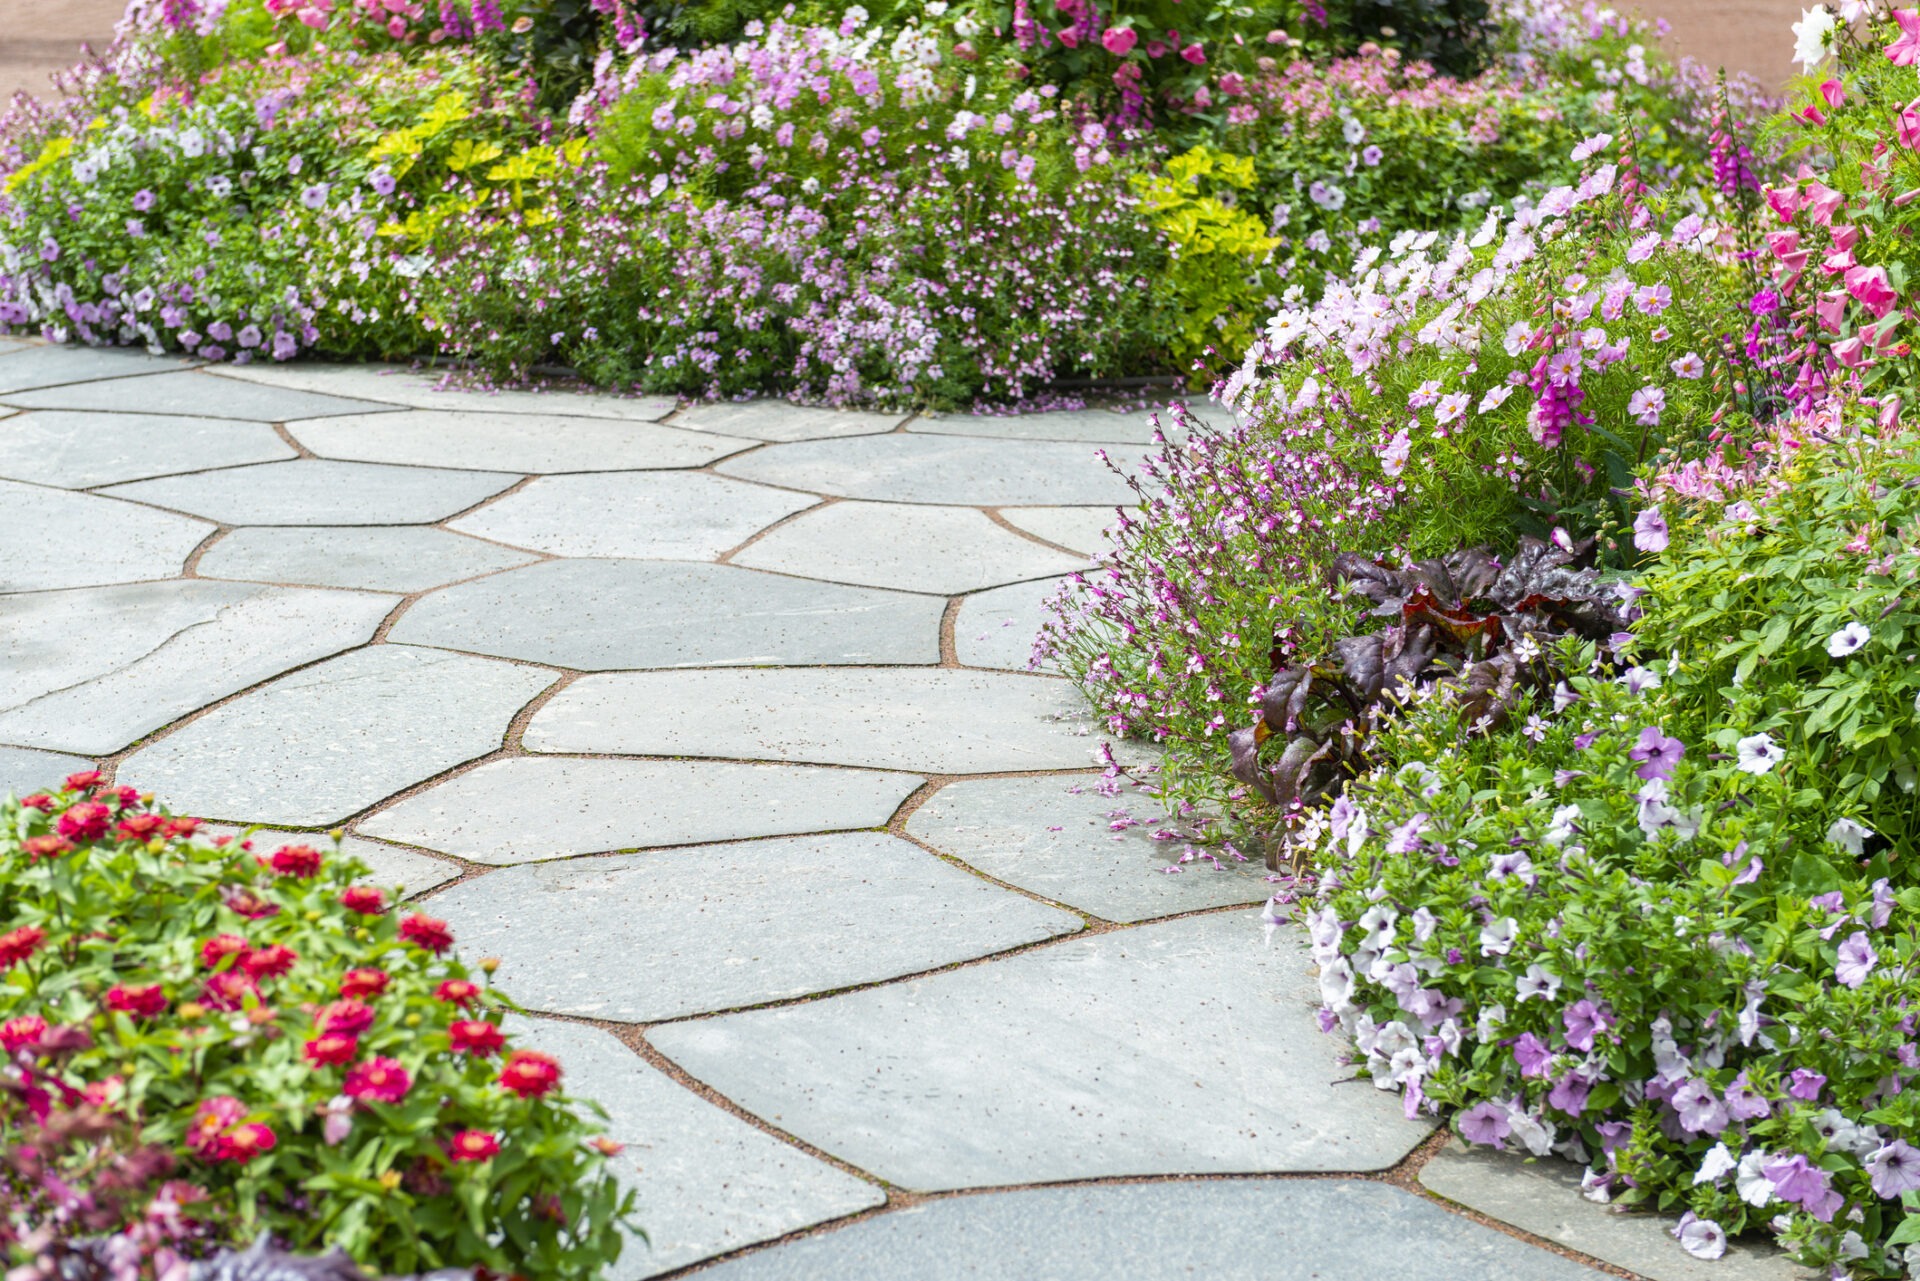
[0, 0, 1763, 406]
[0, 775, 632, 1278]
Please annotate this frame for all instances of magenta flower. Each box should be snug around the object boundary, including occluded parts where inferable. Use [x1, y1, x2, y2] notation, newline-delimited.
[1179, 42, 1206, 63]
[1844, 264, 1899, 318]
[1888, 8, 1920, 64]
[1100, 25, 1136, 53]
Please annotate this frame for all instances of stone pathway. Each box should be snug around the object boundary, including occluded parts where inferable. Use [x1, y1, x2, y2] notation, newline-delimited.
[0, 341, 1810, 1280]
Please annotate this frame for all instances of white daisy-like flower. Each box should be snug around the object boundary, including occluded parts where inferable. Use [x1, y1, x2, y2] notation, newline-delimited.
[1265, 309, 1309, 348]
[1792, 4, 1836, 67]
[1736, 732, 1784, 775]
[1477, 384, 1514, 413]
[1827, 621, 1871, 657]
[1435, 391, 1470, 424]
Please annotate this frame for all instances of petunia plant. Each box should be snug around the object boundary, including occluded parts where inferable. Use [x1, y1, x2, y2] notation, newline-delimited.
[0, 776, 633, 1278]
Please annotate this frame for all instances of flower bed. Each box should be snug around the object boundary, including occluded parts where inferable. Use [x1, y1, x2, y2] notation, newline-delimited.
[0, 775, 631, 1278]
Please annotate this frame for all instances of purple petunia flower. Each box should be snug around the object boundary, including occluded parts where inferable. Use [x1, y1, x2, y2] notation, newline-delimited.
[300, 183, 331, 210]
[1867, 1140, 1920, 1197]
[1628, 726, 1685, 780]
[1511, 1032, 1552, 1077]
[1836, 931, 1878, 988]
[1457, 1100, 1511, 1148]
[132, 188, 156, 212]
[1762, 1153, 1842, 1220]
[1787, 1069, 1826, 1101]
[1632, 507, 1669, 553]
[1562, 999, 1610, 1052]
[1547, 1072, 1591, 1115]
[1671, 1078, 1729, 1136]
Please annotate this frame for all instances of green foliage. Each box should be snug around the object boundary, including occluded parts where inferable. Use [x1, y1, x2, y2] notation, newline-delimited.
[1129, 146, 1278, 376]
[0, 779, 634, 1276]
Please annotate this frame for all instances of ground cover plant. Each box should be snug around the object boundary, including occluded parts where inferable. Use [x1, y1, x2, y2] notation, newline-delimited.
[0, 774, 633, 1278]
[0, 0, 1763, 406]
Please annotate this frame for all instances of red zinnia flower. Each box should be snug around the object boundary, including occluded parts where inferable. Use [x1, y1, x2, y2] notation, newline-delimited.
[19, 793, 54, 812]
[343, 1056, 412, 1104]
[315, 999, 375, 1038]
[447, 1130, 501, 1163]
[115, 813, 165, 841]
[186, 1096, 247, 1157]
[268, 844, 323, 878]
[105, 984, 167, 1018]
[22, 835, 71, 861]
[240, 944, 297, 981]
[102, 786, 140, 809]
[339, 968, 389, 999]
[62, 770, 102, 791]
[303, 1032, 359, 1066]
[55, 803, 110, 842]
[1, 1015, 47, 1052]
[201, 970, 257, 1012]
[448, 1020, 505, 1057]
[199, 934, 250, 969]
[0, 926, 46, 971]
[223, 1122, 276, 1160]
[498, 1050, 562, 1099]
[399, 914, 453, 953]
[164, 817, 200, 839]
[339, 886, 387, 915]
[220, 885, 280, 920]
[434, 979, 480, 1007]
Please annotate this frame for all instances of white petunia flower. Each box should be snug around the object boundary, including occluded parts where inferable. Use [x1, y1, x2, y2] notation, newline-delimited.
[1515, 962, 1562, 1002]
[1735, 733, 1784, 775]
[1479, 916, 1518, 957]
[1735, 1150, 1775, 1207]
[1827, 817, 1872, 856]
[1827, 621, 1871, 657]
[1694, 1143, 1738, 1185]
[1675, 1213, 1728, 1260]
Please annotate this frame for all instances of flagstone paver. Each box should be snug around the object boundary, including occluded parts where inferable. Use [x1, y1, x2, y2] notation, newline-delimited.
[512, 1019, 885, 1280]
[0, 480, 213, 593]
[525, 667, 1126, 772]
[431, 832, 1082, 1021]
[691, 1179, 1609, 1281]
[388, 560, 944, 669]
[2, 368, 397, 420]
[732, 501, 1089, 594]
[1420, 1142, 1815, 1281]
[360, 757, 922, 865]
[208, 362, 676, 420]
[911, 407, 1161, 444]
[118, 645, 555, 825]
[0, 344, 195, 394]
[673, 401, 907, 441]
[906, 775, 1269, 921]
[446, 471, 816, 560]
[716, 434, 1145, 505]
[0, 580, 396, 755]
[290, 409, 748, 473]
[649, 912, 1430, 1188]
[996, 505, 1117, 556]
[0, 410, 296, 488]
[196, 526, 538, 593]
[951, 576, 1068, 671]
[100, 459, 521, 526]
[0, 345, 1655, 1277]
[0, 746, 93, 798]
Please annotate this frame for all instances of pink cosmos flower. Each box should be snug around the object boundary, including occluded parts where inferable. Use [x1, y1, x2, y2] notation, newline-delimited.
[1888, 8, 1920, 64]
[1899, 97, 1920, 149]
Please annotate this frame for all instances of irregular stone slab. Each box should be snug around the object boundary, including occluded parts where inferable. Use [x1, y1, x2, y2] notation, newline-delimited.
[1420, 1142, 1816, 1281]
[997, 506, 1117, 557]
[389, 560, 942, 670]
[429, 832, 1081, 1021]
[674, 402, 905, 442]
[716, 435, 1145, 506]
[117, 646, 554, 826]
[3, 370, 395, 420]
[527, 668, 1127, 773]
[448, 472, 815, 560]
[0, 746, 92, 799]
[208, 362, 676, 421]
[952, 576, 1069, 672]
[912, 407, 1164, 444]
[0, 480, 212, 593]
[734, 502, 1087, 595]
[200, 825, 460, 896]
[0, 345, 193, 394]
[100, 459, 519, 526]
[693, 1179, 1606, 1281]
[198, 526, 537, 593]
[290, 409, 746, 474]
[0, 580, 396, 755]
[511, 1019, 884, 1279]
[907, 776, 1268, 922]
[0, 411, 296, 488]
[362, 757, 921, 865]
[651, 913, 1430, 1189]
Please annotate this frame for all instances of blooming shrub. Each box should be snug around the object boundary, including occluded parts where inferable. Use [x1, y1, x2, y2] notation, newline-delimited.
[0, 775, 633, 1277]
[1298, 409, 1920, 1273]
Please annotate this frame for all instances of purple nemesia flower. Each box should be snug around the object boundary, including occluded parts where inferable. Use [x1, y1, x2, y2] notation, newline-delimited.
[1628, 726, 1685, 780]
[1632, 507, 1669, 553]
[1836, 931, 1878, 988]
[1458, 1100, 1511, 1148]
[1867, 1140, 1920, 1197]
